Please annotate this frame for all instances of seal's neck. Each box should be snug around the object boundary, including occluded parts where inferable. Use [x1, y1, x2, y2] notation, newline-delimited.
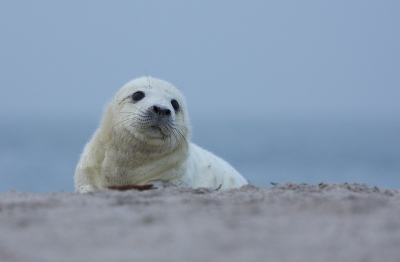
[103, 128, 189, 185]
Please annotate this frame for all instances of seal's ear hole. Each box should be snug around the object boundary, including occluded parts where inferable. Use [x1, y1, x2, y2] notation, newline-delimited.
[132, 91, 145, 102]
[171, 100, 180, 111]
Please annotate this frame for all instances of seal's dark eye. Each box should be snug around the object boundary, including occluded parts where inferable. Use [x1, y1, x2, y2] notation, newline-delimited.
[132, 91, 145, 102]
[171, 100, 179, 111]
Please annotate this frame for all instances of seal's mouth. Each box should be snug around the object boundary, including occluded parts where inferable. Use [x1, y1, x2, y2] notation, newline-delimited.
[150, 126, 162, 132]
[149, 126, 166, 138]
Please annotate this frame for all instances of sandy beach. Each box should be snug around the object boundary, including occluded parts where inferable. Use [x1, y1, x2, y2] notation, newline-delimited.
[0, 183, 399, 262]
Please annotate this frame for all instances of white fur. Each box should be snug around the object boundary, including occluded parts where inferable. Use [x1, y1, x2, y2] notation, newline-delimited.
[74, 77, 248, 193]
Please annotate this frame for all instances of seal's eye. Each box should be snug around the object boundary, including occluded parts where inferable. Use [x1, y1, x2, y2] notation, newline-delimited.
[171, 100, 179, 111]
[132, 91, 145, 102]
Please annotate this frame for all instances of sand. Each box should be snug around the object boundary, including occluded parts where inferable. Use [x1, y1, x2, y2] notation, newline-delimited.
[0, 183, 399, 262]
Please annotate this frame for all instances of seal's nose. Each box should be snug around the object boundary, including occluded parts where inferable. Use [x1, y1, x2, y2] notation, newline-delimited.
[151, 105, 171, 117]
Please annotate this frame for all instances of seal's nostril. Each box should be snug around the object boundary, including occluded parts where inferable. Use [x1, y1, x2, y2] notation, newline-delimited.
[153, 106, 159, 114]
[165, 109, 171, 116]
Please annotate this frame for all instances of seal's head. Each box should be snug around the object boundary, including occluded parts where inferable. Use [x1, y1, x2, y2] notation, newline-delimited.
[105, 77, 190, 153]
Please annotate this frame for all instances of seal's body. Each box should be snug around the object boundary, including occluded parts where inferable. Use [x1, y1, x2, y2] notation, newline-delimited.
[74, 77, 248, 193]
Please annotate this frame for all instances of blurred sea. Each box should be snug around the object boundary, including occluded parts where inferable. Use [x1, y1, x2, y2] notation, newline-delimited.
[1, 116, 399, 192]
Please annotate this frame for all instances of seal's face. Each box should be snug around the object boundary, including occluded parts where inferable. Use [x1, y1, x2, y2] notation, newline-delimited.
[111, 77, 190, 151]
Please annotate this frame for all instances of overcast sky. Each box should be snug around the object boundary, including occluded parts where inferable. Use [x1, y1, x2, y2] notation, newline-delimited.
[1, 1, 399, 122]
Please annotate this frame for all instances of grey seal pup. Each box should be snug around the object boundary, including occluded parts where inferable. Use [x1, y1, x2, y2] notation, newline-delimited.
[74, 77, 248, 193]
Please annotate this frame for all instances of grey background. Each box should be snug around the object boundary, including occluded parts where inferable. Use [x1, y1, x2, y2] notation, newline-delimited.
[1, 1, 399, 192]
